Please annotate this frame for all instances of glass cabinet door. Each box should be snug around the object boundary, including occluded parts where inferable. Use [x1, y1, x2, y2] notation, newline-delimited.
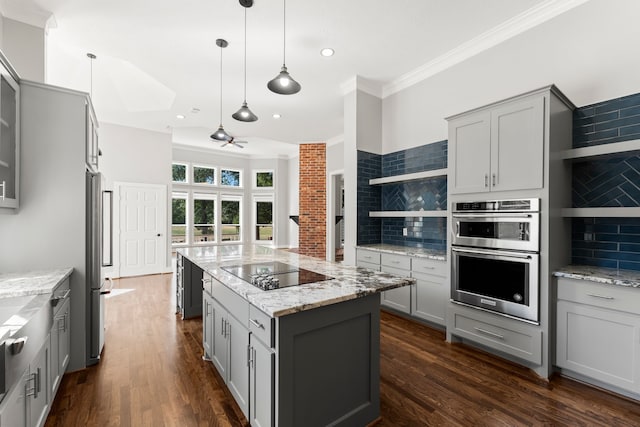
[0, 64, 19, 209]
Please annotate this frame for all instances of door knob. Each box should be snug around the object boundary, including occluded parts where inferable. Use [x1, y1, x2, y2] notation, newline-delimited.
[157, 233, 161, 237]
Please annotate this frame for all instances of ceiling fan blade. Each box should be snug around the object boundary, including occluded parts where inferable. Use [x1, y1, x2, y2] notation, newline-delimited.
[235, 140, 248, 144]
[235, 143, 244, 148]
[220, 142, 229, 148]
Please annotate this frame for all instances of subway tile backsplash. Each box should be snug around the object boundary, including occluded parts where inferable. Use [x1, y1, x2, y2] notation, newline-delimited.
[571, 90, 640, 271]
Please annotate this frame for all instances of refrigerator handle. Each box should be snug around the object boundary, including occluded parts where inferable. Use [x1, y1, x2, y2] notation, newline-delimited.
[101, 277, 114, 295]
[102, 190, 113, 267]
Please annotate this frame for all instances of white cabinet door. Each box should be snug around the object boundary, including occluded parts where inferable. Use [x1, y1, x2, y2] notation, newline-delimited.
[557, 300, 640, 393]
[380, 265, 411, 314]
[29, 342, 49, 427]
[411, 271, 447, 326]
[226, 314, 249, 418]
[0, 63, 19, 209]
[490, 96, 544, 192]
[250, 335, 274, 427]
[203, 291, 214, 360]
[0, 368, 28, 427]
[449, 111, 491, 194]
[210, 298, 228, 379]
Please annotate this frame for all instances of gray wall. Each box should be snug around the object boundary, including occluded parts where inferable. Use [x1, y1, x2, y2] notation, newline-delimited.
[1, 18, 44, 82]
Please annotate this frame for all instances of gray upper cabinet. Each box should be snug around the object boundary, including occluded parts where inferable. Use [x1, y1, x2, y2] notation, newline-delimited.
[448, 93, 544, 194]
[0, 56, 20, 210]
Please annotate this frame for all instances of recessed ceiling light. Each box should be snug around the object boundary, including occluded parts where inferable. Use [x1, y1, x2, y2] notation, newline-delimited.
[273, 113, 281, 119]
[176, 114, 185, 119]
[320, 48, 334, 57]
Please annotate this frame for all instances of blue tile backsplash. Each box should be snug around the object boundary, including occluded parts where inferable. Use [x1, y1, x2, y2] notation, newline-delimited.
[571, 90, 640, 271]
[357, 142, 448, 250]
[574, 92, 640, 148]
[572, 218, 640, 272]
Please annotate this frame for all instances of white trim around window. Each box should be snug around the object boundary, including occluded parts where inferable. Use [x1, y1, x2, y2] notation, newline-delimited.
[171, 191, 189, 246]
[253, 169, 275, 190]
[192, 192, 217, 244]
[253, 194, 274, 244]
[172, 162, 189, 184]
[220, 194, 243, 243]
[192, 164, 217, 186]
[220, 167, 243, 188]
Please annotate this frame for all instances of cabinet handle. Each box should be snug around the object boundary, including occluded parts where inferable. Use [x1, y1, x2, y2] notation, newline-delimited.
[250, 318, 265, 330]
[225, 321, 230, 338]
[364, 256, 372, 259]
[474, 327, 504, 340]
[391, 260, 400, 264]
[247, 344, 251, 368]
[0, 181, 4, 200]
[484, 174, 488, 187]
[26, 372, 37, 397]
[586, 293, 614, 300]
[221, 318, 225, 336]
[492, 173, 496, 186]
[36, 367, 41, 395]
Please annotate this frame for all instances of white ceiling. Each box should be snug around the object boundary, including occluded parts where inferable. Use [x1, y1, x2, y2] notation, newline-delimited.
[6, 0, 597, 156]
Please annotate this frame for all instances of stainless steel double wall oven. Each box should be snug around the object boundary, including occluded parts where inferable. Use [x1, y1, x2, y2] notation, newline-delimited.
[451, 198, 540, 323]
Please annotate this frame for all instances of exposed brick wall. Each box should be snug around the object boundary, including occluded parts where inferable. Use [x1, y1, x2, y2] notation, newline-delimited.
[299, 143, 326, 259]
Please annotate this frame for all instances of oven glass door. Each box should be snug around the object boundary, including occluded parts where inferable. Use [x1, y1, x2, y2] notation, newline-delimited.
[452, 213, 539, 251]
[452, 247, 539, 322]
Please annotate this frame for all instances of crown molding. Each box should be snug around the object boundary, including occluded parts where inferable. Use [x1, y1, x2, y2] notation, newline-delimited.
[382, 0, 590, 98]
[340, 76, 382, 98]
[0, 0, 55, 29]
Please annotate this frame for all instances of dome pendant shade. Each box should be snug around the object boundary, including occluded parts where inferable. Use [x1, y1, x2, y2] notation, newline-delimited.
[267, 65, 301, 95]
[210, 125, 231, 141]
[232, 102, 258, 122]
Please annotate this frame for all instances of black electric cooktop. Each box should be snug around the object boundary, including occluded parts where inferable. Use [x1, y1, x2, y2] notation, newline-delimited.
[221, 261, 333, 290]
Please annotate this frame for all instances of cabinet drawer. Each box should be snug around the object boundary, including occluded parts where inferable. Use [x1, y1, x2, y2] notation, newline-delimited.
[557, 278, 640, 315]
[51, 277, 71, 317]
[357, 260, 381, 272]
[411, 257, 446, 277]
[249, 305, 274, 348]
[357, 249, 381, 265]
[211, 277, 249, 328]
[450, 310, 542, 364]
[381, 253, 411, 271]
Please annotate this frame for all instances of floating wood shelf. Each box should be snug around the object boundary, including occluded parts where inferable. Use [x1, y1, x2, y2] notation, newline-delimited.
[369, 168, 448, 185]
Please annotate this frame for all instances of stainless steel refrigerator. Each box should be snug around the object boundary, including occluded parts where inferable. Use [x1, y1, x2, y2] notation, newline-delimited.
[86, 170, 113, 365]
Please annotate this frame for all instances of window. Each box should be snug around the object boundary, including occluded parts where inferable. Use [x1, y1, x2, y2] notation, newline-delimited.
[171, 192, 188, 244]
[193, 165, 216, 185]
[254, 196, 274, 242]
[172, 163, 188, 183]
[255, 170, 274, 189]
[221, 168, 242, 187]
[193, 194, 216, 243]
[221, 197, 241, 242]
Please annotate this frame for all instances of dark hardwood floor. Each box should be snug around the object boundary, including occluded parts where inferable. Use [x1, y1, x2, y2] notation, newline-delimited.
[46, 274, 640, 426]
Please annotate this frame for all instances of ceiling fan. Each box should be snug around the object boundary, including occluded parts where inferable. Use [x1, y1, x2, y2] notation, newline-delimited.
[220, 136, 248, 149]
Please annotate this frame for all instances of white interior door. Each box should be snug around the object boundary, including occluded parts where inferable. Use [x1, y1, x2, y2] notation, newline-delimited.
[118, 183, 167, 277]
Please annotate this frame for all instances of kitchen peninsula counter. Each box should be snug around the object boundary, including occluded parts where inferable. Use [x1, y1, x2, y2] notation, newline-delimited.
[356, 243, 446, 261]
[177, 245, 415, 317]
[177, 244, 413, 427]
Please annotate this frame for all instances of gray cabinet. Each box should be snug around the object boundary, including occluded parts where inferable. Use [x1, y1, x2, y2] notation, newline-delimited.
[356, 248, 447, 325]
[448, 93, 544, 194]
[202, 273, 250, 418]
[176, 254, 203, 319]
[0, 56, 20, 210]
[556, 278, 640, 395]
[49, 297, 70, 397]
[0, 340, 50, 427]
[202, 290, 214, 360]
[85, 102, 99, 172]
[411, 258, 447, 326]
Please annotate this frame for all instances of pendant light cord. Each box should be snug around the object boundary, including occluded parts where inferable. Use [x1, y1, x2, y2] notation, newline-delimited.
[219, 44, 223, 126]
[90, 58, 93, 98]
[243, 8, 247, 103]
[282, 0, 286, 66]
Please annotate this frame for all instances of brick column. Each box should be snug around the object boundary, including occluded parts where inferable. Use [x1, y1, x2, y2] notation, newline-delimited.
[299, 143, 326, 259]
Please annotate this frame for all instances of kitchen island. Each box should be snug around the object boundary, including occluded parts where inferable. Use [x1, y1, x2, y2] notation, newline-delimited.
[177, 245, 414, 427]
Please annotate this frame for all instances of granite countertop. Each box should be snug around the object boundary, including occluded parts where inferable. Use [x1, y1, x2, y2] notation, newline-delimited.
[178, 245, 415, 317]
[0, 268, 73, 298]
[554, 265, 640, 288]
[356, 243, 446, 261]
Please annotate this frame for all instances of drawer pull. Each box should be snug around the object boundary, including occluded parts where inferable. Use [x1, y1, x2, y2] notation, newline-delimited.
[391, 260, 400, 264]
[587, 293, 614, 300]
[422, 266, 435, 270]
[250, 318, 265, 330]
[364, 256, 372, 259]
[474, 327, 504, 340]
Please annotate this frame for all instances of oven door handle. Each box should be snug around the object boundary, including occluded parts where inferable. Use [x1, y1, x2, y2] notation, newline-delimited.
[452, 213, 534, 219]
[452, 247, 534, 259]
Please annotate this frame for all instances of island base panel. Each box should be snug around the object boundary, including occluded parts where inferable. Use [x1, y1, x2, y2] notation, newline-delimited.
[277, 294, 381, 427]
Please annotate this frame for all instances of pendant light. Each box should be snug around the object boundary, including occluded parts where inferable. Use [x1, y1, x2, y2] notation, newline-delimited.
[267, 0, 301, 95]
[211, 38, 232, 141]
[232, 1, 258, 122]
